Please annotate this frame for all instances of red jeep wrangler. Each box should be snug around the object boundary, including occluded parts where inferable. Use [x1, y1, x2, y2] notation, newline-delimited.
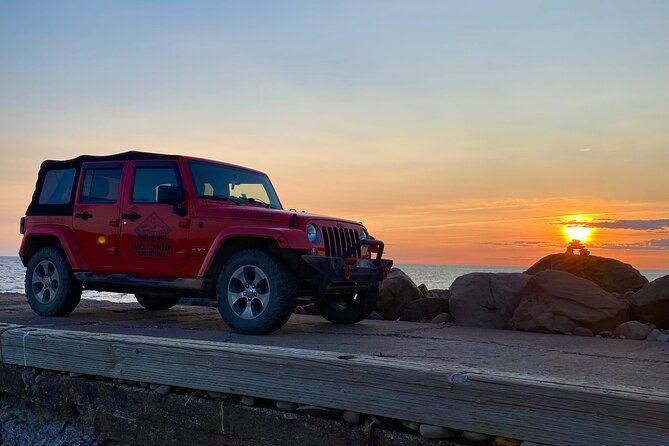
[19, 151, 392, 334]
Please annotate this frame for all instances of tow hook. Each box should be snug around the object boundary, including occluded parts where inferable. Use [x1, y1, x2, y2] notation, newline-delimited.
[343, 265, 352, 280]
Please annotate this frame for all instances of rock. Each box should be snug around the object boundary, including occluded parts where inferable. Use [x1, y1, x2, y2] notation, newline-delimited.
[525, 253, 647, 293]
[511, 270, 630, 334]
[462, 431, 494, 442]
[293, 303, 320, 315]
[376, 268, 423, 320]
[68, 372, 82, 378]
[627, 275, 669, 328]
[207, 391, 230, 400]
[343, 411, 361, 424]
[646, 329, 669, 342]
[427, 289, 451, 300]
[153, 385, 171, 395]
[241, 396, 255, 406]
[418, 283, 429, 297]
[401, 420, 420, 430]
[149, 383, 159, 390]
[276, 401, 298, 411]
[449, 273, 531, 329]
[494, 437, 522, 446]
[572, 327, 595, 337]
[140, 381, 150, 388]
[613, 321, 653, 340]
[419, 424, 457, 439]
[399, 297, 450, 322]
[126, 380, 139, 386]
[370, 414, 385, 425]
[431, 312, 454, 324]
[366, 311, 384, 320]
[117, 379, 126, 384]
[520, 442, 549, 446]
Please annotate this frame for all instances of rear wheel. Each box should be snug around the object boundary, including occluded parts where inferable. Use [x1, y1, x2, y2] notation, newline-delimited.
[135, 294, 181, 310]
[216, 249, 296, 335]
[25, 247, 82, 316]
[315, 284, 378, 324]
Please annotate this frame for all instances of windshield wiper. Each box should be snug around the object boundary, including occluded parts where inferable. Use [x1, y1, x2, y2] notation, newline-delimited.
[241, 197, 272, 208]
[209, 195, 243, 205]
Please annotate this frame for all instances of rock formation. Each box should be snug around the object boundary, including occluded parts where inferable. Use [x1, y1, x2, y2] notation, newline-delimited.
[449, 273, 531, 329]
[525, 253, 647, 293]
[511, 270, 630, 334]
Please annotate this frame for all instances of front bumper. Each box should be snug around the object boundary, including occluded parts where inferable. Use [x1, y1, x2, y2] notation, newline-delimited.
[301, 239, 393, 293]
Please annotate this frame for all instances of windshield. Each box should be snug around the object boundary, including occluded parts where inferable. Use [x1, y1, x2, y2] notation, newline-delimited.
[188, 161, 282, 209]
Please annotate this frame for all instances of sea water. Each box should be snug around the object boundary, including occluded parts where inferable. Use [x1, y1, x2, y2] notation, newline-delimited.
[0, 256, 666, 303]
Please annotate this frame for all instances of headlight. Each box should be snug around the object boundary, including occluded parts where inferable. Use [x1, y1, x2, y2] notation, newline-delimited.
[306, 223, 320, 243]
[359, 228, 368, 240]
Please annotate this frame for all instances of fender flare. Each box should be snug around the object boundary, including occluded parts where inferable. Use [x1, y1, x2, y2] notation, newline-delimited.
[19, 225, 88, 270]
[198, 226, 310, 277]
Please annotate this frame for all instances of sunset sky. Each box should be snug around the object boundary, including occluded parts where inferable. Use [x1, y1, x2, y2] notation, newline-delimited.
[1, 1, 668, 269]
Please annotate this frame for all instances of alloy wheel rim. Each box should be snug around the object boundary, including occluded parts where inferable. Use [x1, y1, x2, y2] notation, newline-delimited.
[227, 265, 271, 319]
[31, 260, 60, 304]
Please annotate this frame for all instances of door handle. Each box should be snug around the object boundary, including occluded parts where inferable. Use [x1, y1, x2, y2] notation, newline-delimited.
[75, 211, 93, 220]
[121, 212, 142, 221]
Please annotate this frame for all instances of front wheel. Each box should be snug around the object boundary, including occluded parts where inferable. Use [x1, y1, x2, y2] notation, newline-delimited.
[25, 247, 82, 316]
[135, 294, 181, 310]
[315, 284, 378, 324]
[216, 249, 297, 335]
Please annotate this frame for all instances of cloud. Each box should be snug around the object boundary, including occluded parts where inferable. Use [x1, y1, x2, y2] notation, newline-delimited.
[483, 241, 559, 248]
[593, 239, 669, 250]
[560, 219, 669, 231]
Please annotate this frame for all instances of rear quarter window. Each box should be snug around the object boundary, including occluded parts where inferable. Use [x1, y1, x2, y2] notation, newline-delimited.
[38, 168, 76, 205]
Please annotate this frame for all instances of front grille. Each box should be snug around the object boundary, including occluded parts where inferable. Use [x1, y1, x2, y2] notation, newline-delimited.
[322, 226, 361, 258]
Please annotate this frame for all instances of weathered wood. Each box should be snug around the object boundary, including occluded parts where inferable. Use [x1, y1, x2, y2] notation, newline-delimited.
[1, 326, 667, 446]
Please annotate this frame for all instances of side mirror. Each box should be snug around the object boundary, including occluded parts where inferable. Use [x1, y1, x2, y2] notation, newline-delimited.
[157, 185, 184, 204]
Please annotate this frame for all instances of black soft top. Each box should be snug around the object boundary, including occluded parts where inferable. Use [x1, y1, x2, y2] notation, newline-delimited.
[27, 151, 178, 216]
[39, 150, 177, 170]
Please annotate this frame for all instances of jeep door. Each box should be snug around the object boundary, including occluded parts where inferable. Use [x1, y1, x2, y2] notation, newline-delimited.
[72, 161, 126, 273]
[119, 160, 190, 277]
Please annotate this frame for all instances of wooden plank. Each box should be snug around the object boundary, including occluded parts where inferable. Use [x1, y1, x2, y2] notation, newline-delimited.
[1, 326, 667, 446]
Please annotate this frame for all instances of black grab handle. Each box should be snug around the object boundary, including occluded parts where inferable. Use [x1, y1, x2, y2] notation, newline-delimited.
[75, 211, 93, 220]
[121, 212, 142, 221]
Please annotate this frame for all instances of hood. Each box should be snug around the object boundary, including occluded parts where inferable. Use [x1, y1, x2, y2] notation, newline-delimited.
[196, 202, 366, 229]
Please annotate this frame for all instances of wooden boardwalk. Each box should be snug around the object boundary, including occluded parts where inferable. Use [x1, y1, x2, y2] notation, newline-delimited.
[1, 293, 668, 446]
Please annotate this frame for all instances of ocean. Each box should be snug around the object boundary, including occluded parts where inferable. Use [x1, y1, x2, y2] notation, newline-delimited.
[1, 256, 666, 303]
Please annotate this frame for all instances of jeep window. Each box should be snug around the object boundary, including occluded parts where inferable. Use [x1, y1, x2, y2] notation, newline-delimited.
[80, 168, 122, 203]
[189, 161, 281, 209]
[132, 167, 180, 203]
[38, 168, 76, 205]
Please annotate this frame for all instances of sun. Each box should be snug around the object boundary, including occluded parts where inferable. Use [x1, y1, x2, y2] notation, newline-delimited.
[564, 225, 592, 242]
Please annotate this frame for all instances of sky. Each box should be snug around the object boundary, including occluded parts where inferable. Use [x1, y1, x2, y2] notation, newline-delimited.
[0, 1, 668, 269]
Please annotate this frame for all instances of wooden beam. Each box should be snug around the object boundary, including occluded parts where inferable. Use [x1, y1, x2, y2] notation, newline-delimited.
[1, 325, 667, 446]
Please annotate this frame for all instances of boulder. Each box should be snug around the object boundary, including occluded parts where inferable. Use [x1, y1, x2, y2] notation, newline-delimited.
[646, 329, 669, 342]
[376, 268, 423, 320]
[525, 253, 647, 293]
[627, 275, 669, 328]
[449, 273, 531, 329]
[613, 321, 653, 340]
[399, 297, 450, 322]
[418, 283, 429, 297]
[511, 270, 630, 334]
[426, 288, 451, 300]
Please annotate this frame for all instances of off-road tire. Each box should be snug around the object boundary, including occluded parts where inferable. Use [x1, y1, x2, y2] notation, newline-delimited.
[216, 249, 297, 335]
[315, 283, 378, 324]
[135, 294, 181, 310]
[25, 247, 82, 316]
